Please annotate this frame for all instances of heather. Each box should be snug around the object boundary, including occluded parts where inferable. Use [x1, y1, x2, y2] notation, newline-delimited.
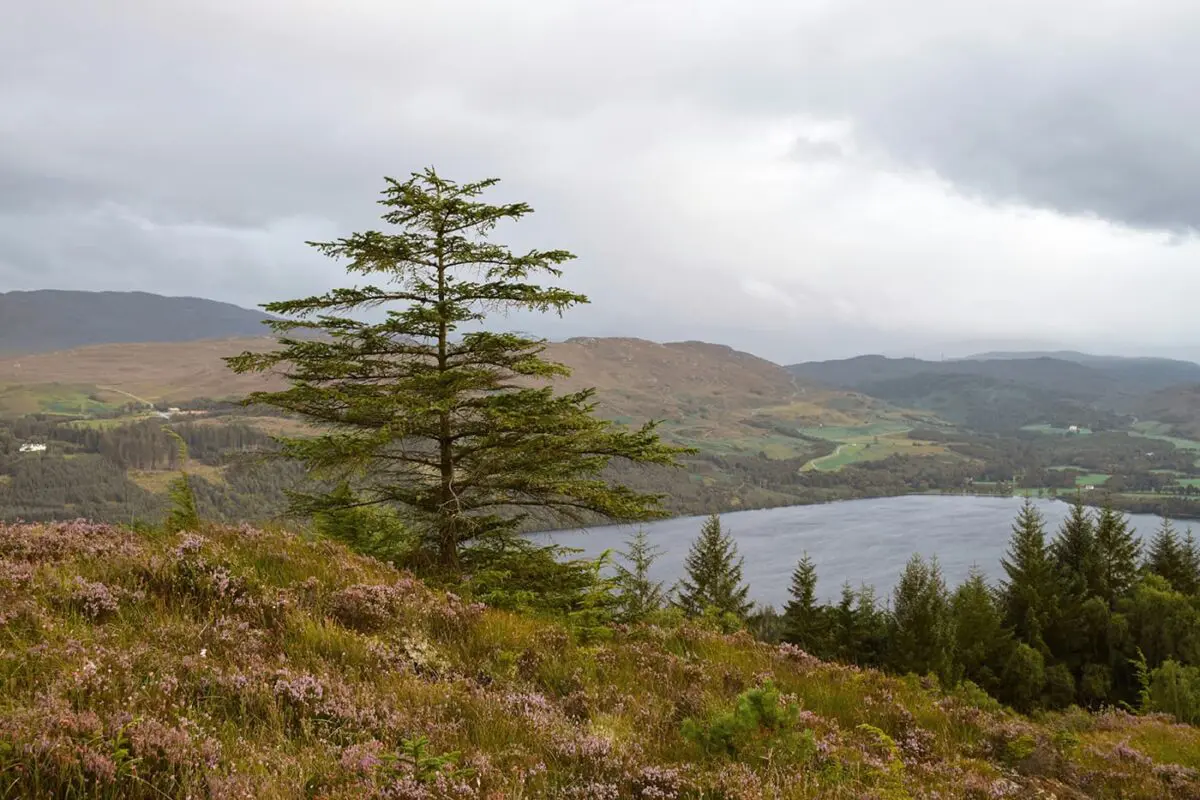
[2, 520, 1200, 798]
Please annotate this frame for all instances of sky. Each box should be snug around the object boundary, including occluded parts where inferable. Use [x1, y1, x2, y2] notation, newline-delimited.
[2, 1, 1199, 364]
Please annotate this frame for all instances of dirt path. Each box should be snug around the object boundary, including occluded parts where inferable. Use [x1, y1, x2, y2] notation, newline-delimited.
[97, 385, 156, 408]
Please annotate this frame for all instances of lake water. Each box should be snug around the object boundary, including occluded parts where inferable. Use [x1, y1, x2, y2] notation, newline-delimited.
[539, 495, 1173, 608]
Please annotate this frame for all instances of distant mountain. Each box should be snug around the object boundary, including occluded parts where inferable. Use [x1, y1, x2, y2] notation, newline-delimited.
[789, 355, 1111, 399]
[966, 350, 1200, 386]
[784, 352, 1200, 431]
[789, 353, 1200, 402]
[0, 290, 274, 354]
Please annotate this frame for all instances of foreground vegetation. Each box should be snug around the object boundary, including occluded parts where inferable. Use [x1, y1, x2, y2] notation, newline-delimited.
[6, 519, 1200, 798]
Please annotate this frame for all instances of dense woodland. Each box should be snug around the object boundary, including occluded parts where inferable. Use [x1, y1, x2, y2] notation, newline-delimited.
[6, 409, 1200, 523]
[0, 416, 297, 523]
[641, 499, 1200, 724]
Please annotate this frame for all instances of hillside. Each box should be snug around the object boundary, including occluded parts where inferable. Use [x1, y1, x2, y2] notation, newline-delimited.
[0, 336, 903, 453]
[0, 291, 274, 354]
[3, 519, 1200, 798]
[785, 352, 1200, 429]
[1136, 385, 1200, 439]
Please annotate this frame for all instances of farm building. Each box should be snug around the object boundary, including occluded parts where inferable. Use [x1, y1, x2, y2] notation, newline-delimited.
[18, 443, 47, 453]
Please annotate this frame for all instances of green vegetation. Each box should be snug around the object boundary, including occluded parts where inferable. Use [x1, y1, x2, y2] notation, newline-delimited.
[772, 498, 1200, 723]
[5, 519, 1200, 798]
[0, 384, 122, 417]
[674, 514, 751, 622]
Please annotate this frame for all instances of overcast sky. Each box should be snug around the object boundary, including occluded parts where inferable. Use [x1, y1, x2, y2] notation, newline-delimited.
[3, 1, 1199, 363]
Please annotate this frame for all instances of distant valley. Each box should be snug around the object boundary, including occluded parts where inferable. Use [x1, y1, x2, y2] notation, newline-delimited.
[3, 291, 1200, 523]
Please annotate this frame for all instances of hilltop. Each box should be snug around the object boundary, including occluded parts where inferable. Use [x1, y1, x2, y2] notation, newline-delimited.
[2, 518, 1199, 798]
[0, 291, 274, 355]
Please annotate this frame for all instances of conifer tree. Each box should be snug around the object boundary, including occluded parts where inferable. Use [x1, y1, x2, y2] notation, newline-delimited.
[1048, 496, 1100, 670]
[1000, 498, 1056, 653]
[1052, 495, 1099, 598]
[952, 566, 1010, 695]
[783, 553, 826, 652]
[1093, 502, 1141, 606]
[889, 554, 954, 681]
[675, 515, 752, 619]
[1147, 518, 1191, 593]
[227, 169, 687, 568]
[831, 582, 860, 663]
[1182, 529, 1200, 596]
[854, 583, 891, 668]
[613, 529, 666, 623]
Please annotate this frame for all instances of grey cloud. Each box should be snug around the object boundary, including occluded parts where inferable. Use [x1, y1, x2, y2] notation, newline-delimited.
[838, 31, 1200, 232]
[3, 0, 1200, 359]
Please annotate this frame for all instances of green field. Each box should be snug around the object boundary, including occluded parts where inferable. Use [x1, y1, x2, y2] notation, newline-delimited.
[1073, 473, 1111, 486]
[798, 423, 950, 471]
[0, 383, 123, 417]
[1128, 431, 1200, 451]
[797, 422, 912, 441]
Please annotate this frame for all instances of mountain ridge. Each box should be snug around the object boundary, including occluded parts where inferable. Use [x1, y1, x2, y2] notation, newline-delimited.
[0, 290, 275, 354]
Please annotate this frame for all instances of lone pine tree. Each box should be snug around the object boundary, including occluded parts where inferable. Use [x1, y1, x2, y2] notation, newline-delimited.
[227, 169, 687, 568]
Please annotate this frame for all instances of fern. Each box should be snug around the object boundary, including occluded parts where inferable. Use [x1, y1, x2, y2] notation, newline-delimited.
[162, 427, 200, 532]
[1133, 647, 1152, 712]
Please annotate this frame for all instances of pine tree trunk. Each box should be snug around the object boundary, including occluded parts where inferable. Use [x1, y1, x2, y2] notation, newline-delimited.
[435, 206, 457, 569]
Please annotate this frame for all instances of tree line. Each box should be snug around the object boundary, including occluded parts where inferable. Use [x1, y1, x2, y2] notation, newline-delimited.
[613, 499, 1200, 722]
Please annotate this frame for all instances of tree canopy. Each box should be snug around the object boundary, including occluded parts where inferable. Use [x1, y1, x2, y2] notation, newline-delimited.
[227, 168, 688, 567]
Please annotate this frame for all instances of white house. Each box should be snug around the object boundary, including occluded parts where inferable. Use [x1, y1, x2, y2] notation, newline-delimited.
[1067, 425, 1080, 433]
[18, 443, 47, 453]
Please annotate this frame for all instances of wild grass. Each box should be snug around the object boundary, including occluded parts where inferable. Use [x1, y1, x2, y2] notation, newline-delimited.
[2, 520, 1199, 798]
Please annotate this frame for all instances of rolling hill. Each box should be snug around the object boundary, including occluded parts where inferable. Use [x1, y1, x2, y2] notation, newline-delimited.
[0, 290, 274, 354]
[0, 335, 917, 459]
[787, 352, 1200, 430]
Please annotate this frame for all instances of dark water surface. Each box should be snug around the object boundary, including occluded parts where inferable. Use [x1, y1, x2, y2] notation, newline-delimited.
[539, 495, 1172, 607]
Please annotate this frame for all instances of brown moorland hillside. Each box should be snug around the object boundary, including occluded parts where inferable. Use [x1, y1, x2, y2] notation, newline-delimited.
[0, 337, 284, 404]
[0, 336, 897, 440]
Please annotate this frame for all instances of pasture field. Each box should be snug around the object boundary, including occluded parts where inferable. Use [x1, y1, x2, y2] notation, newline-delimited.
[0, 383, 125, 417]
[799, 423, 948, 471]
[1128, 429, 1200, 451]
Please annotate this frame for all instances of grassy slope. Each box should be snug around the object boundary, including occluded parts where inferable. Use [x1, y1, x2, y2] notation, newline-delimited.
[3, 522, 1200, 798]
